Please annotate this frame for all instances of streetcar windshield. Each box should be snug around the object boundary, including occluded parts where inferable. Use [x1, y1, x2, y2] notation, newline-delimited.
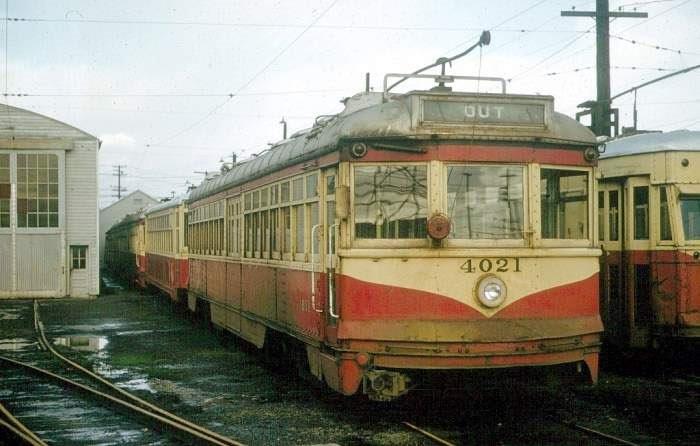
[541, 169, 589, 239]
[446, 165, 524, 239]
[354, 165, 428, 239]
[680, 195, 700, 241]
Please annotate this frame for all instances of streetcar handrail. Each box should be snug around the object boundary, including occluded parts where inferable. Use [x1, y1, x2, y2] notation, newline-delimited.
[310, 224, 323, 313]
[328, 223, 340, 318]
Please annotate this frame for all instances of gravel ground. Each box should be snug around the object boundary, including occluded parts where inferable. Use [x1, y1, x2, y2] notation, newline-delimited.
[0, 287, 698, 445]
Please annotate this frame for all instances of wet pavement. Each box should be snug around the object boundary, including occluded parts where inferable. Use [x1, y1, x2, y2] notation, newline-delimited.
[1, 286, 699, 445]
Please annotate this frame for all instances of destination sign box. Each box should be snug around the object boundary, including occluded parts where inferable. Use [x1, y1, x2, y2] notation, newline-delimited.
[422, 99, 546, 127]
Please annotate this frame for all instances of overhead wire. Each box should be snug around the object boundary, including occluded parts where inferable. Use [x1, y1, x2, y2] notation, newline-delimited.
[507, 0, 694, 85]
[145, 0, 340, 149]
[443, 0, 553, 55]
[4, 88, 347, 98]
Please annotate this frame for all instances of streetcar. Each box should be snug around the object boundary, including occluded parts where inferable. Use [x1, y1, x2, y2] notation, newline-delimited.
[598, 130, 700, 349]
[142, 197, 189, 302]
[183, 72, 603, 400]
[104, 213, 146, 288]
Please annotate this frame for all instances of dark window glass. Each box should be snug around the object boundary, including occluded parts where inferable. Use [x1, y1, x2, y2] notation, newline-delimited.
[292, 178, 304, 201]
[598, 191, 605, 241]
[609, 190, 619, 241]
[306, 174, 318, 198]
[634, 186, 649, 240]
[680, 195, 700, 240]
[354, 165, 428, 239]
[295, 205, 305, 254]
[280, 182, 290, 203]
[659, 187, 672, 241]
[71, 245, 87, 270]
[447, 165, 523, 239]
[282, 207, 291, 253]
[540, 169, 589, 239]
[326, 175, 335, 195]
[17, 154, 59, 228]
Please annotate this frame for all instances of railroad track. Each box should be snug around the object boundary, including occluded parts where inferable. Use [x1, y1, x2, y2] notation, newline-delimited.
[0, 400, 48, 446]
[401, 418, 642, 446]
[0, 300, 246, 446]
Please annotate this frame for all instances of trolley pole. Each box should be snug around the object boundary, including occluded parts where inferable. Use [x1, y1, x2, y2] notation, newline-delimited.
[562, 1, 647, 137]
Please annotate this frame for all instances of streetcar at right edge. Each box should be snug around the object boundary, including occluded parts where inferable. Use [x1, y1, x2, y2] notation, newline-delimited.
[597, 129, 700, 352]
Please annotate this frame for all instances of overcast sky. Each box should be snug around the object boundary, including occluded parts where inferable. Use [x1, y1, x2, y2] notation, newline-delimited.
[3, 0, 699, 206]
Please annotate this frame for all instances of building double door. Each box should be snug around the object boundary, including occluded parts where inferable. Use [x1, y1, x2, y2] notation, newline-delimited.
[0, 151, 65, 298]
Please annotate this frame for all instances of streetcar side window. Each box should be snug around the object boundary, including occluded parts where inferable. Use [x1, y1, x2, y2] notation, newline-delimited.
[659, 187, 672, 241]
[598, 191, 605, 241]
[633, 186, 649, 240]
[354, 165, 428, 239]
[446, 165, 524, 239]
[540, 169, 589, 239]
[680, 195, 700, 241]
[609, 190, 619, 241]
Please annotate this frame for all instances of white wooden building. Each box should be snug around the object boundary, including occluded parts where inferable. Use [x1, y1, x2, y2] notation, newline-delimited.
[0, 103, 100, 298]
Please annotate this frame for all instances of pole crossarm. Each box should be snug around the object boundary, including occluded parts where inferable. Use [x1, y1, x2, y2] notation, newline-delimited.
[561, 11, 648, 18]
[561, 0, 648, 136]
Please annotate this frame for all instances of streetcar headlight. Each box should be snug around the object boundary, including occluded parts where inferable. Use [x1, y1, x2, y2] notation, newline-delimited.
[476, 276, 507, 308]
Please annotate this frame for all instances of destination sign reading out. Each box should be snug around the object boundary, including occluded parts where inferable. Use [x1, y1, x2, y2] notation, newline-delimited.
[422, 100, 546, 127]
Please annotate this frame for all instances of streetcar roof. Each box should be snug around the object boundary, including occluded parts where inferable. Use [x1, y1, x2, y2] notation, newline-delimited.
[188, 90, 596, 203]
[144, 195, 186, 215]
[601, 130, 700, 159]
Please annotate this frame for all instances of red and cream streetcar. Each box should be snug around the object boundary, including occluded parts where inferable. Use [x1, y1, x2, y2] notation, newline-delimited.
[182, 71, 603, 400]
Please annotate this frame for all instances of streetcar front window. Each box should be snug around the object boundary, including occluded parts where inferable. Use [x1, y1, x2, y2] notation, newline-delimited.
[680, 195, 700, 241]
[540, 169, 589, 239]
[446, 165, 524, 239]
[354, 165, 428, 239]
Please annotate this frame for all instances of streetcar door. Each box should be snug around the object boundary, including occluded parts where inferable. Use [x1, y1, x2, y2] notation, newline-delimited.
[625, 176, 653, 348]
[599, 182, 625, 346]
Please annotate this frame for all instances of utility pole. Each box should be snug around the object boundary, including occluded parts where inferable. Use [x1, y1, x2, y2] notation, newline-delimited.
[562, 1, 647, 137]
[111, 164, 127, 199]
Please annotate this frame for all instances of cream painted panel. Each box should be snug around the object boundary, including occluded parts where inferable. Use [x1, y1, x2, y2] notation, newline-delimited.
[342, 255, 598, 317]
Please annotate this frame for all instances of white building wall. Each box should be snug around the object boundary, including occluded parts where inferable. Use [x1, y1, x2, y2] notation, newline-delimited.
[65, 141, 100, 297]
[0, 103, 100, 299]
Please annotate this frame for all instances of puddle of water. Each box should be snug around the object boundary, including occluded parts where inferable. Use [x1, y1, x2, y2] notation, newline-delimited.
[118, 378, 155, 393]
[114, 329, 155, 336]
[53, 335, 109, 352]
[0, 337, 36, 351]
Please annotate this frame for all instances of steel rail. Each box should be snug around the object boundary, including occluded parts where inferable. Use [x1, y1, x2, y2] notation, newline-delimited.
[402, 421, 457, 446]
[561, 420, 640, 446]
[32, 301, 244, 446]
[0, 417, 45, 446]
[0, 354, 233, 446]
[0, 401, 48, 446]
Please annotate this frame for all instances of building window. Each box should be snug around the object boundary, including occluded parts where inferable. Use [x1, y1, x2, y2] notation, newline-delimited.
[17, 153, 59, 228]
[0, 154, 9, 228]
[71, 245, 87, 270]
